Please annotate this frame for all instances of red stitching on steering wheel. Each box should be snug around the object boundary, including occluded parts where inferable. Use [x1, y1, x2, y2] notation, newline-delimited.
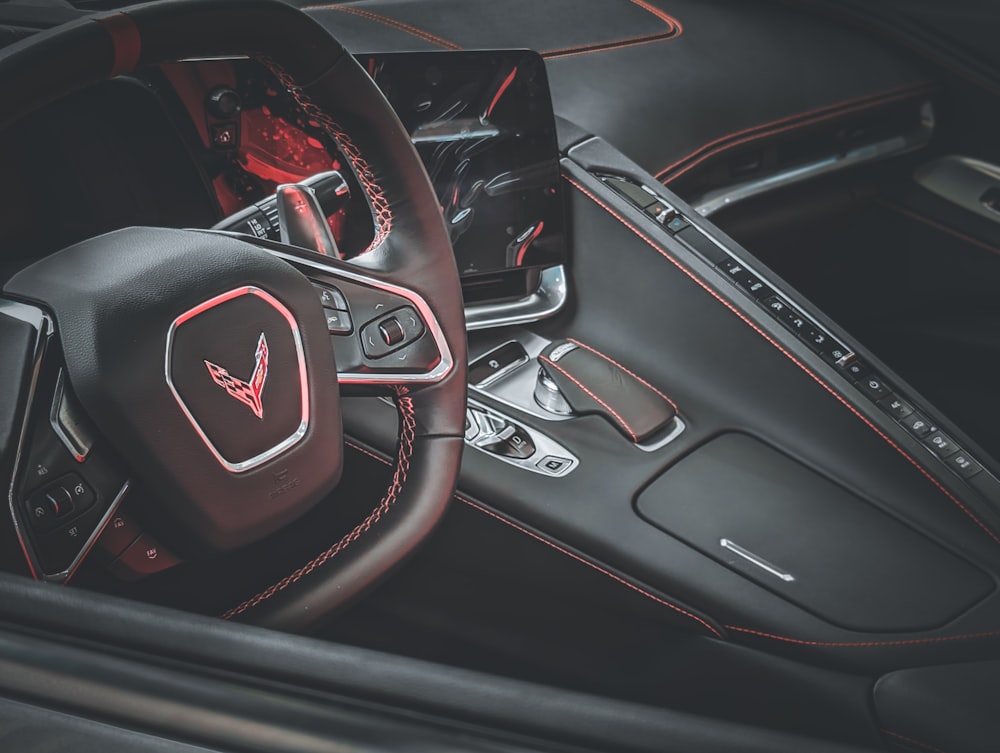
[222, 393, 416, 619]
[261, 59, 393, 254]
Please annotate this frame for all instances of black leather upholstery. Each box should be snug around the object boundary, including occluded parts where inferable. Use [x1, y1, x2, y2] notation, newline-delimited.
[875, 662, 1000, 753]
[299, 0, 933, 185]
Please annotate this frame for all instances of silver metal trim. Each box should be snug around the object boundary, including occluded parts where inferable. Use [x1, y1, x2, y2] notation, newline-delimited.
[636, 416, 686, 453]
[49, 370, 93, 463]
[913, 155, 1000, 225]
[533, 367, 573, 416]
[469, 327, 687, 451]
[720, 538, 795, 582]
[165, 286, 310, 474]
[266, 249, 455, 386]
[2, 300, 52, 581]
[46, 481, 130, 585]
[469, 330, 570, 422]
[470, 340, 530, 388]
[465, 265, 568, 331]
[467, 398, 579, 477]
[693, 101, 935, 217]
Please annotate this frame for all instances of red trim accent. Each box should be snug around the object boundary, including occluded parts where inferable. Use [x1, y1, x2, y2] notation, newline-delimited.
[539, 354, 639, 442]
[514, 221, 544, 266]
[344, 440, 723, 638]
[541, 2, 682, 60]
[222, 396, 415, 619]
[564, 173, 1000, 547]
[627, 0, 680, 27]
[655, 80, 937, 182]
[310, 5, 463, 50]
[172, 287, 309, 431]
[486, 66, 518, 119]
[881, 730, 952, 753]
[542, 32, 678, 60]
[879, 200, 1000, 258]
[307, 2, 679, 60]
[567, 338, 679, 412]
[94, 13, 142, 77]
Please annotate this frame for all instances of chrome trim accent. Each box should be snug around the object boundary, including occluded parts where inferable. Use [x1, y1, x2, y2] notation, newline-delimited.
[467, 398, 579, 477]
[2, 300, 52, 581]
[914, 155, 1000, 224]
[469, 330, 570, 422]
[693, 101, 935, 217]
[465, 265, 568, 331]
[267, 248, 455, 386]
[165, 286, 310, 474]
[720, 538, 795, 582]
[49, 370, 94, 463]
[533, 367, 573, 416]
[470, 340, 530, 388]
[636, 416, 686, 453]
[45, 481, 130, 585]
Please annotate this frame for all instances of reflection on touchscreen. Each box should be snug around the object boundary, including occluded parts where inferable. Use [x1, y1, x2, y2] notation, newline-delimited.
[368, 51, 566, 279]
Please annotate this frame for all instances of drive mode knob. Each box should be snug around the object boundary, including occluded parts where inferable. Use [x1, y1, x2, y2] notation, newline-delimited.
[534, 366, 572, 415]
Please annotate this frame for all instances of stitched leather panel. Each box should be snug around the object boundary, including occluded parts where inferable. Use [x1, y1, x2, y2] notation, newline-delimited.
[302, 0, 931, 187]
[303, 0, 680, 57]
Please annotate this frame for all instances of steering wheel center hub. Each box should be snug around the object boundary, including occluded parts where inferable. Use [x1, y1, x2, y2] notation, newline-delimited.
[6, 227, 344, 552]
[167, 286, 310, 473]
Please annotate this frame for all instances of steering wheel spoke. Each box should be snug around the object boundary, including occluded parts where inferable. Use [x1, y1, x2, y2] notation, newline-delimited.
[0, 0, 466, 629]
[1, 300, 132, 583]
[243, 242, 455, 395]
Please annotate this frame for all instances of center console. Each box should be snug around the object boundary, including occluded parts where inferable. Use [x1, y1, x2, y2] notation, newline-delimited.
[339, 61, 1000, 672]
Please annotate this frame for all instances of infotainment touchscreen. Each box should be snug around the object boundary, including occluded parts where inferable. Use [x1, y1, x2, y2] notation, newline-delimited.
[364, 51, 566, 279]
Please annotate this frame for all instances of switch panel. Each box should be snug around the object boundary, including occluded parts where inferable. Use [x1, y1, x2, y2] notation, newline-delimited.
[466, 400, 578, 477]
[598, 172, 1000, 501]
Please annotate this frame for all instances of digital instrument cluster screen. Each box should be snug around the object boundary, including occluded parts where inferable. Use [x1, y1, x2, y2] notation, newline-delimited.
[366, 50, 566, 278]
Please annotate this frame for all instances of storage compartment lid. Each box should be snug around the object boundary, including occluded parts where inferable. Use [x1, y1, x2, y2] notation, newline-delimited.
[636, 433, 994, 632]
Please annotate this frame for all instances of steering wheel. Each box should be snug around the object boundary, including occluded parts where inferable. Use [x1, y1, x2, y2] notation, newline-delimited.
[0, 0, 467, 630]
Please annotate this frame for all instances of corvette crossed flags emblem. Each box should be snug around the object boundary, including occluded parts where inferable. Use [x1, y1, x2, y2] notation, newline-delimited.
[204, 333, 269, 420]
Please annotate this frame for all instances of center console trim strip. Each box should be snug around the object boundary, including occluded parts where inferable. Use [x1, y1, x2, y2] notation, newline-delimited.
[465, 265, 568, 331]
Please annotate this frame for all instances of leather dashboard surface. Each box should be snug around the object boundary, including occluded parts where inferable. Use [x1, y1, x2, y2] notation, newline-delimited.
[296, 0, 934, 185]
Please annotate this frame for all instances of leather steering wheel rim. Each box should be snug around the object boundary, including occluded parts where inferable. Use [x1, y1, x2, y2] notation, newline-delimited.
[0, 0, 468, 631]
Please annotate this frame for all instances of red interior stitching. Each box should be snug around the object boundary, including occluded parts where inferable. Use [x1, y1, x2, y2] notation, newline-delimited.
[458, 494, 722, 637]
[627, 0, 682, 28]
[655, 81, 937, 182]
[881, 730, 952, 753]
[344, 440, 723, 638]
[542, 32, 677, 60]
[879, 200, 1000, 258]
[222, 396, 416, 620]
[262, 60, 393, 254]
[564, 173, 1000, 547]
[542, 2, 682, 59]
[567, 337, 679, 412]
[538, 354, 639, 442]
[346, 438, 1000, 649]
[309, 4, 463, 50]
[727, 624, 1000, 648]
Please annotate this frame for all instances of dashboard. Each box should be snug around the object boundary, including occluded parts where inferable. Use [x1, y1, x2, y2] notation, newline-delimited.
[0, 51, 567, 312]
[4, 4, 1000, 751]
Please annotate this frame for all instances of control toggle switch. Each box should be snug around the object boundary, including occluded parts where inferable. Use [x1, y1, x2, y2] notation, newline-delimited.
[378, 317, 405, 346]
